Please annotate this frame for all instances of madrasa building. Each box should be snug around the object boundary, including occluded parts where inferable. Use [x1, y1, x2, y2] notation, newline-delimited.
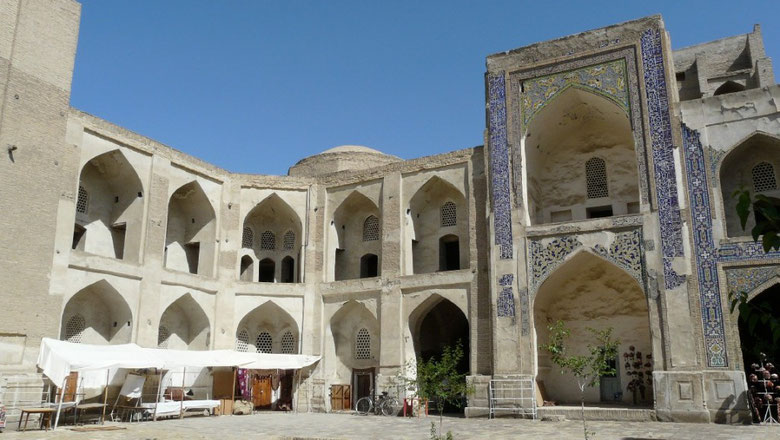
[1, 0, 779, 424]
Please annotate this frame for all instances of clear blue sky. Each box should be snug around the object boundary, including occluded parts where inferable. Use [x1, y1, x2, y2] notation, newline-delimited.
[71, 0, 780, 176]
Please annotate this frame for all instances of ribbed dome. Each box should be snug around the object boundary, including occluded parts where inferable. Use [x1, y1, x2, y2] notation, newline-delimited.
[288, 145, 401, 177]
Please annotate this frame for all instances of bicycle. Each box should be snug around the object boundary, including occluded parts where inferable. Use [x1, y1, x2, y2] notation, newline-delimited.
[355, 390, 401, 416]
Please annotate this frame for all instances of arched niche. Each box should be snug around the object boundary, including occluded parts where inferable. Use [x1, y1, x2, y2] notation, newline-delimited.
[239, 255, 254, 281]
[61, 280, 133, 345]
[524, 87, 639, 225]
[330, 191, 381, 281]
[408, 176, 468, 274]
[158, 293, 210, 350]
[719, 133, 780, 238]
[714, 80, 746, 96]
[737, 280, 780, 369]
[164, 181, 216, 276]
[409, 295, 469, 374]
[533, 251, 651, 405]
[235, 301, 299, 354]
[330, 300, 380, 376]
[73, 150, 144, 262]
[242, 194, 302, 283]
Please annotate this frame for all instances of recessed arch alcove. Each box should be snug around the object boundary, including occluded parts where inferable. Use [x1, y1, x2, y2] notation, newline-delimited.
[241, 193, 302, 283]
[408, 176, 468, 274]
[330, 191, 381, 281]
[60, 280, 133, 345]
[157, 293, 210, 350]
[235, 301, 299, 354]
[533, 250, 651, 405]
[524, 87, 639, 224]
[164, 181, 216, 276]
[73, 150, 144, 262]
[719, 132, 780, 238]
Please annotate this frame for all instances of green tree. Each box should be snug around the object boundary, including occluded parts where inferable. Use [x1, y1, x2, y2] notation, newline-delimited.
[542, 321, 619, 440]
[407, 342, 472, 440]
[728, 189, 780, 346]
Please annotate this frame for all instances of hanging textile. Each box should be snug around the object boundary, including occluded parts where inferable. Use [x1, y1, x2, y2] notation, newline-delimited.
[237, 368, 251, 400]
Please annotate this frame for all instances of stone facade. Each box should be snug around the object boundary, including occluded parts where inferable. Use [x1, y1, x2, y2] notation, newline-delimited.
[0, 2, 778, 425]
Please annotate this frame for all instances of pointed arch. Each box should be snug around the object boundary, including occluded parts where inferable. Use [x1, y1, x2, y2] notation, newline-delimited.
[331, 190, 381, 281]
[408, 176, 469, 274]
[236, 301, 299, 354]
[718, 132, 780, 238]
[61, 280, 133, 345]
[165, 180, 217, 276]
[524, 87, 637, 224]
[714, 80, 745, 96]
[408, 295, 469, 379]
[74, 149, 144, 261]
[533, 250, 651, 405]
[158, 293, 211, 350]
[329, 300, 380, 368]
[242, 193, 302, 283]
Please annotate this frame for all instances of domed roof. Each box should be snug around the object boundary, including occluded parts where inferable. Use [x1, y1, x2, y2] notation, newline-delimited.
[288, 145, 401, 177]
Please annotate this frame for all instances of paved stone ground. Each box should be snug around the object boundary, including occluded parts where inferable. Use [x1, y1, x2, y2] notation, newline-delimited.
[1, 412, 776, 439]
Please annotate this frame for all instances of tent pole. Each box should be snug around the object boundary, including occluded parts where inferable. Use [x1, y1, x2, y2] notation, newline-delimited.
[230, 367, 237, 416]
[179, 367, 185, 419]
[153, 369, 163, 421]
[101, 369, 109, 424]
[54, 377, 66, 430]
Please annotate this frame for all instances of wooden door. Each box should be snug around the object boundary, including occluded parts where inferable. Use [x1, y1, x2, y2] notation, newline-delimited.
[353, 368, 373, 402]
[330, 384, 351, 411]
[63, 372, 78, 402]
[252, 376, 272, 409]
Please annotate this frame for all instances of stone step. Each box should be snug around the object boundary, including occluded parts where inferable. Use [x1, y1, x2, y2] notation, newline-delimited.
[537, 406, 656, 422]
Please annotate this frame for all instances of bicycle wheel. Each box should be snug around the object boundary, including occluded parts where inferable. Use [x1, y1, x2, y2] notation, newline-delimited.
[380, 397, 400, 416]
[355, 396, 373, 415]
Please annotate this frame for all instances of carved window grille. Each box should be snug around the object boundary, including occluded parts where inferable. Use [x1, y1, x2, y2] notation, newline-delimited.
[281, 330, 295, 354]
[586, 157, 609, 199]
[260, 231, 276, 250]
[752, 162, 777, 193]
[158, 326, 170, 349]
[255, 331, 272, 353]
[242, 227, 254, 248]
[283, 230, 296, 250]
[76, 186, 89, 214]
[441, 201, 457, 227]
[65, 314, 86, 343]
[355, 328, 371, 360]
[236, 329, 250, 352]
[362, 216, 379, 242]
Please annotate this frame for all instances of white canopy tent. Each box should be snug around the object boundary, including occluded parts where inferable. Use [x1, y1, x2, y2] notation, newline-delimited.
[37, 338, 320, 428]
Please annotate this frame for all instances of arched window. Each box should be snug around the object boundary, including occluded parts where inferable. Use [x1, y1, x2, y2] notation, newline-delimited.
[585, 157, 608, 199]
[158, 326, 170, 349]
[362, 215, 379, 241]
[236, 329, 250, 352]
[64, 314, 86, 343]
[76, 186, 89, 214]
[242, 227, 254, 248]
[441, 201, 457, 227]
[260, 231, 276, 250]
[240, 255, 254, 281]
[255, 331, 272, 353]
[283, 230, 296, 250]
[281, 330, 295, 354]
[355, 328, 371, 360]
[752, 162, 777, 192]
[281, 256, 295, 283]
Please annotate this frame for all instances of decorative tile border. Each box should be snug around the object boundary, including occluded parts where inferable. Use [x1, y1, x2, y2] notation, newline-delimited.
[488, 73, 514, 260]
[528, 235, 583, 294]
[725, 266, 780, 298]
[521, 59, 629, 128]
[681, 123, 727, 367]
[640, 27, 686, 291]
[509, 47, 651, 209]
[497, 274, 516, 318]
[718, 242, 780, 262]
[592, 228, 645, 288]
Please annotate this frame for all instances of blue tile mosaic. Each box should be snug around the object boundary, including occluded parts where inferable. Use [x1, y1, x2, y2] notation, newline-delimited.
[718, 242, 780, 262]
[528, 235, 582, 295]
[682, 123, 727, 367]
[592, 228, 645, 288]
[725, 266, 780, 298]
[488, 73, 514, 261]
[497, 273, 516, 318]
[641, 27, 686, 290]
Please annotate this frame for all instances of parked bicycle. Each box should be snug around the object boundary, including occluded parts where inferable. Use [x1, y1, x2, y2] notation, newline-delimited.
[355, 390, 400, 416]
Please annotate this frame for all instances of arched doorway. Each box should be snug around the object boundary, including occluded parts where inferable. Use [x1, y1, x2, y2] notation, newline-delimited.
[329, 301, 380, 405]
[533, 251, 652, 406]
[410, 296, 469, 413]
[158, 294, 210, 350]
[738, 283, 780, 369]
[61, 280, 133, 345]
